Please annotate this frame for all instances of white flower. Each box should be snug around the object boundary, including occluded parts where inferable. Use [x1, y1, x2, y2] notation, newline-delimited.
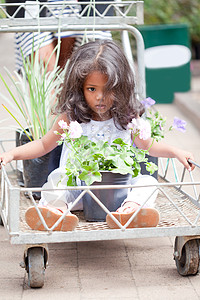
[61, 133, 67, 140]
[69, 121, 83, 138]
[128, 118, 151, 140]
[58, 120, 68, 130]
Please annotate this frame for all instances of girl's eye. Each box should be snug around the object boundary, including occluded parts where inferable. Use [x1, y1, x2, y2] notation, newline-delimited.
[88, 87, 96, 92]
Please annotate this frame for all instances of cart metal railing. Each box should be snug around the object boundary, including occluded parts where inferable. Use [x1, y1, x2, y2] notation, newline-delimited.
[1, 160, 200, 245]
[0, 1, 144, 30]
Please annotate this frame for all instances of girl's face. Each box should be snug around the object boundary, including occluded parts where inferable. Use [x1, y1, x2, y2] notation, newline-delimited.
[83, 71, 113, 121]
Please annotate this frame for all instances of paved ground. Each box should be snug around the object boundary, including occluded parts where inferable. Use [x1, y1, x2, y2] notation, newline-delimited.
[0, 33, 200, 299]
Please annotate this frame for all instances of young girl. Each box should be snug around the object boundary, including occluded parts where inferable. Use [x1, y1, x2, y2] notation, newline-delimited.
[0, 40, 195, 231]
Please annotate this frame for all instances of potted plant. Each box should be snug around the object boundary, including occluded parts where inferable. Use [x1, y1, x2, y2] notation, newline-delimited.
[54, 97, 185, 221]
[0, 43, 65, 197]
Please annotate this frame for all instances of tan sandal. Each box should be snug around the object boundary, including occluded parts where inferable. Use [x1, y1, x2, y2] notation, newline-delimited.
[25, 206, 79, 231]
[106, 206, 159, 229]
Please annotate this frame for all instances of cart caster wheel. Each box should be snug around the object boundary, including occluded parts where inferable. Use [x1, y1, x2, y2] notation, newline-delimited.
[0, 216, 3, 226]
[174, 237, 199, 276]
[27, 247, 45, 288]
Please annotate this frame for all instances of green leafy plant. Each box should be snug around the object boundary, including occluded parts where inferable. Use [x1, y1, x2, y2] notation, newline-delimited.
[65, 136, 152, 186]
[54, 97, 187, 186]
[0, 42, 65, 140]
[55, 117, 158, 186]
[143, 97, 187, 137]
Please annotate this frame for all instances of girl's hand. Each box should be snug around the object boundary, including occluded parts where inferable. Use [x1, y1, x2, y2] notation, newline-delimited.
[0, 152, 14, 168]
[175, 149, 195, 171]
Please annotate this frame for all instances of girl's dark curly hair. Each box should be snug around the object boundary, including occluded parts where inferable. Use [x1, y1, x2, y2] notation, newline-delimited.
[55, 39, 145, 129]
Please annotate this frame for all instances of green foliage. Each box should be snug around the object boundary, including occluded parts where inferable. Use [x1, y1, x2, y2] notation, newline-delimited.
[59, 134, 158, 186]
[144, 0, 200, 43]
[0, 0, 5, 19]
[146, 110, 166, 142]
[0, 42, 65, 140]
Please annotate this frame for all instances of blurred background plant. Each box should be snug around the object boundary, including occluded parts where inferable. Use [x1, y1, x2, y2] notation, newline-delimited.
[143, 0, 200, 58]
[0, 0, 5, 18]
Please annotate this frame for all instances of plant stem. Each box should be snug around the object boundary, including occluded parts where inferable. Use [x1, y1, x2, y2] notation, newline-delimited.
[147, 138, 155, 151]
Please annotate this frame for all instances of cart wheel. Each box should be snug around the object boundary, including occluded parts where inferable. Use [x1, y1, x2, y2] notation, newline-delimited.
[27, 247, 45, 288]
[0, 216, 3, 226]
[174, 237, 199, 276]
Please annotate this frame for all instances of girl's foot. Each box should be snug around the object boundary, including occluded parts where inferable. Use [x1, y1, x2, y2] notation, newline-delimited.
[106, 202, 160, 229]
[25, 205, 79, 231]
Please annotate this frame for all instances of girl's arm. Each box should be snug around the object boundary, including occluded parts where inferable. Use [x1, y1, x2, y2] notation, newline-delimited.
[0, 114, 67, 166]
[134, 136, 195, 171]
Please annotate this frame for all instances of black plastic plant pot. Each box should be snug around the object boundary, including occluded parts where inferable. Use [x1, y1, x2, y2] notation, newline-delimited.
[19, 130, 61, 200]
[82, 172, 132, 222]
[22, 153, 51, 200]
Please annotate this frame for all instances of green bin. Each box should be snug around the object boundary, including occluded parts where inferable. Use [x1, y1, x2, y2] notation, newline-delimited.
[138, 24, 191, 103]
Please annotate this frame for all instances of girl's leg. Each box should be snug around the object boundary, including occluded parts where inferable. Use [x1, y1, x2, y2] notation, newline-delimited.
[39, 167, 83, 210]
[25, 168, 81, 231]
[106, 175, 160, 229]
[119, 175, 158, 211]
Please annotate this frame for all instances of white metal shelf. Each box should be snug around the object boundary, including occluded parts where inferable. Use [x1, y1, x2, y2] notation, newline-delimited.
[0, 1, 144, 32]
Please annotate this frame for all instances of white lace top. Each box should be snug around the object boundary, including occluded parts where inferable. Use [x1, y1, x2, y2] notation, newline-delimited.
[59, 118, 131, 167]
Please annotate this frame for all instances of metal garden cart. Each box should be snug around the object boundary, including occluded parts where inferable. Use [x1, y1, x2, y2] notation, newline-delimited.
[1, 1, 200, 288]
